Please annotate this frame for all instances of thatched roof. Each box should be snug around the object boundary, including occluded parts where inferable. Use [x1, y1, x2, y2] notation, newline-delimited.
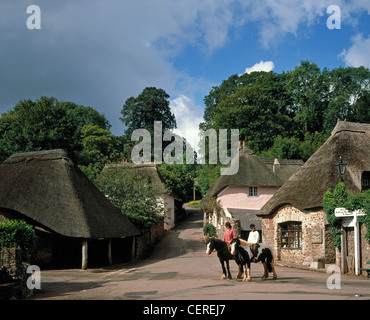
[104, 162, 170, 195]
[0, 149, 140, 239]
[207, 148, 302, 197]
[258, 121, 370, 216]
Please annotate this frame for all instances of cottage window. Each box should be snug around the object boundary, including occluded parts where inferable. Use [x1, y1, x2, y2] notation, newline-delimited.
[362, 171, 370, 191]
[280, 222, 302, 249]
[248, 186, 258, 197]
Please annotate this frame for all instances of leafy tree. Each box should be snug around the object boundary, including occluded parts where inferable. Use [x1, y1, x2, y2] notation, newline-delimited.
[324, 66, 370, 133]
[0, 97, 114, 166]
[121, 87, 176, 135]
[95, 166, 165, 233]
[78, 125, 123, 180]
[286, 61, 329, 138]
[120, 87, 177, 162]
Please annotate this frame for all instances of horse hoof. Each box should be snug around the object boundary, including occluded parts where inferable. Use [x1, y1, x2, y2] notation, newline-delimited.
[242, 277, 247, 282]
[262, 276, 268, 280]
[273, 275, 278, 280]
[247, 277, 252, 282]
[221, 275, 226, 280]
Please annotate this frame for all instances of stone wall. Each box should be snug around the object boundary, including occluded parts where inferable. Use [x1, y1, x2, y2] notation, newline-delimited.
[135, 225, 165, 260]
[261, 205, 336, 267]
[0, 247, 33, 299]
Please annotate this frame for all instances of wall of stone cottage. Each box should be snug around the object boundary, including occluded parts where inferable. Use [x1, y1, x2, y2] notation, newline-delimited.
[261, 205, 336, 267]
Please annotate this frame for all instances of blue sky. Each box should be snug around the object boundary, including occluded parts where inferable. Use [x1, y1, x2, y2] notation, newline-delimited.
[0, 1, 369, 149]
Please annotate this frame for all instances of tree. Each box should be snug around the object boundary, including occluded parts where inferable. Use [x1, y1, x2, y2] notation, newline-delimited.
[0, 97, 114, 166]
[324, 66, 370, 133]
[78, 125, 123, 180]
[121, 87, 176, 136]
[286, 61, 329, 138]
[120, 87, 177, 162]
[95, 166, 165, 233]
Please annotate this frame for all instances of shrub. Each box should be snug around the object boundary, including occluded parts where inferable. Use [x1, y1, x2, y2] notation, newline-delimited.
[203, 223, 217, 237]
[0, 220, 37, 263]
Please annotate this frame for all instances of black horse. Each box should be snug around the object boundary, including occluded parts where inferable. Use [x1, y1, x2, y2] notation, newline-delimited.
[205, 237, 243, 280]
[230, 237, 277, 281]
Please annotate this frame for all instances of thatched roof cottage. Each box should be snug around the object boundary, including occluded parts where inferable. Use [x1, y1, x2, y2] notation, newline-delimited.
[258, 121, 370, 272]
[203, 146, 303, 240]
[0, 149, 140, 269]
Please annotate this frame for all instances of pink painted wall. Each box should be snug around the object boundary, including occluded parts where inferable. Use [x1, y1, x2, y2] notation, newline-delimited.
[217, 185, 278, 209]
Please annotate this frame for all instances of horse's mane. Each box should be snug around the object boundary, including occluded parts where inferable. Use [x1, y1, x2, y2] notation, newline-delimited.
[211, 238, 226, 245]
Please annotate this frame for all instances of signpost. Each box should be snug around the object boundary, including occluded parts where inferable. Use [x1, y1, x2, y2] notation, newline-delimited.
[335, 208, 366, 275]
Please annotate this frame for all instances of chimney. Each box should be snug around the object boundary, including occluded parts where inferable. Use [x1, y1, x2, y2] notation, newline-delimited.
[273, 157, 280, 177]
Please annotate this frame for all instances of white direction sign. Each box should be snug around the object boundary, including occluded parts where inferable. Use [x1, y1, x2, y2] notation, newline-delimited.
[334, 208, 365, 217]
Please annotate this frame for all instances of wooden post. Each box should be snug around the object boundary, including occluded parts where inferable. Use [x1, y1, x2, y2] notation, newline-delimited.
[108, 239, 112, 265]
[82, 240, 88, 270]
[341, 226, 347, 274]
[131, 236, 136, 260]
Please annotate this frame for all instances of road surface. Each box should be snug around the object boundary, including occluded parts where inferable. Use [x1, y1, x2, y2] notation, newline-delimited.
[32, 208, 370, 301]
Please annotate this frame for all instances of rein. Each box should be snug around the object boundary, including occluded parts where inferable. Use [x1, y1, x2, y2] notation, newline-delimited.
[214, 242, 230, 252]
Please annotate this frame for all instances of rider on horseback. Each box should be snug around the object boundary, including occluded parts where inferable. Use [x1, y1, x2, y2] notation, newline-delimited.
[223, 222, 236, 244]
[247, 224, 259, 263]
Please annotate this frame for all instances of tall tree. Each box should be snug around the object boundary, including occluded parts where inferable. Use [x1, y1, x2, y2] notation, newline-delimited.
[121, 87, 176, 135]
[286, 61, 329, 138]
[120, 87, 177, 162]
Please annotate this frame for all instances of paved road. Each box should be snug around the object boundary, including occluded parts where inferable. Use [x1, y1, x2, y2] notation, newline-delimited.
[32, 208, 369, 301]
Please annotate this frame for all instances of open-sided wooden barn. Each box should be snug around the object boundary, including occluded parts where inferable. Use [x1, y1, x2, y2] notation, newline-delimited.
[0, 149, 140, 269]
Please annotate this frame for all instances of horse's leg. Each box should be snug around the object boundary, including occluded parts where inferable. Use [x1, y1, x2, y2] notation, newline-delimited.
[271, 261, 278, 280]
[226, 260, 232, 279]
[242, 265, 247, 282]
[236, 264, 242, 278]
[246, 260, 252, 282]
[220, 260, 227, 279]
[246, 267, 251, 281]
[262, 262, 269, 279]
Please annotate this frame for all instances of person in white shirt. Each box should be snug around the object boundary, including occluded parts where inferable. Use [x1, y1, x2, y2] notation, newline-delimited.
[247, 224, 260, 262]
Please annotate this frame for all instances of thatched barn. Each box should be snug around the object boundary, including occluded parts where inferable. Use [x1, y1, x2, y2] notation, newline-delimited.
[258, 121, 370, 272]
[203, 146, 303, 240]
[0, 149, 140, 269]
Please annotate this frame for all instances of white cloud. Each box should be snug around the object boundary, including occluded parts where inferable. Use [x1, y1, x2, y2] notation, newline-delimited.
[339, 33, 370, 68]
[170, 95, 204, 151]
[244, 60, 275, 74]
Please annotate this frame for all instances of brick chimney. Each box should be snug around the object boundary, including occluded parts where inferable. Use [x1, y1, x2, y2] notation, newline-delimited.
[273, 156, 280, 177]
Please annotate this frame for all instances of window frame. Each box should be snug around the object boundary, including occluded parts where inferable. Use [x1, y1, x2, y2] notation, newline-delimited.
[280, 221, 302, 249]
[248, 186, 258, 197]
